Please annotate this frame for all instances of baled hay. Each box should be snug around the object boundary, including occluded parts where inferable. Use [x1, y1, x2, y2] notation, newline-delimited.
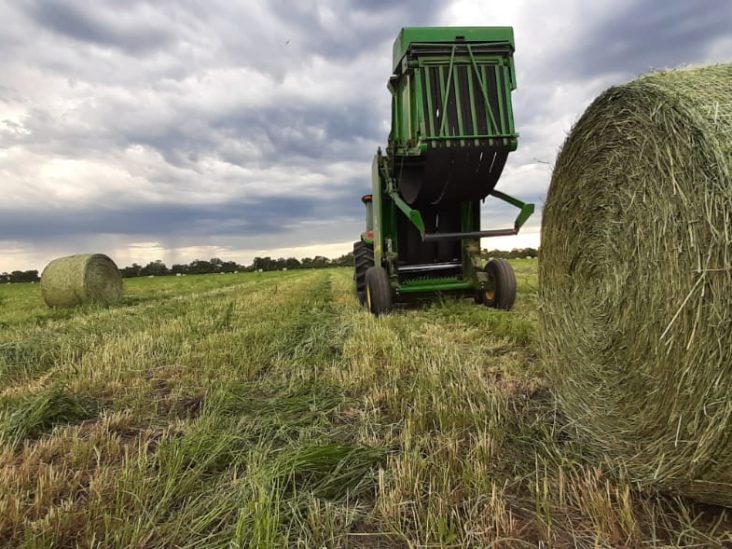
[539, 64, 732, 505]
[41, 254, 123, 308]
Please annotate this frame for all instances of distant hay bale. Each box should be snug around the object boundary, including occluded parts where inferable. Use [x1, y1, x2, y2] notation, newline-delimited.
[540, 65, 732, 505]
[40, 254, 123, 308]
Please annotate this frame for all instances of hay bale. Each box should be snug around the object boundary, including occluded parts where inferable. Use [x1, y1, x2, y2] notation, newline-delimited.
[539, 64, 732, 505]
[41, 254, 123, 308]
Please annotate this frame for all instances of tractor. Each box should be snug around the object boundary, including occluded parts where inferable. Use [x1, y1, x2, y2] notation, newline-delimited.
[354, 27, 534, 315]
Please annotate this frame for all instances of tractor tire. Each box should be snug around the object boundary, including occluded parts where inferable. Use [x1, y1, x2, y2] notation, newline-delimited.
[365, 266, 392, 315]
[353, 241, 374, 305]
[480, 258, 516, 311]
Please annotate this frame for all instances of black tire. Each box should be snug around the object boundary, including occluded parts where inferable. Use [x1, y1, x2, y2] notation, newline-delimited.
[480, 259, 516, 311]
[353, 241, 374, 305]
[365, 266, 392, 315]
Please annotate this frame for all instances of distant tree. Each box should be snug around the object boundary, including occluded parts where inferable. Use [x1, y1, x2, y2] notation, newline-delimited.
[482, 247, 538, 260]
[189, 259, 213, 274]
[111, 249, 371, 279]
[312, 256, 330, 268]
[331, 252, 354, 267]
[8, 270, 39, 283]
[252, 256, 277, 271]
[140, 260, 169, 276]
[120, 263, 142, 278]
[285, 257, 301, 270]
[220, 260, 239, 273]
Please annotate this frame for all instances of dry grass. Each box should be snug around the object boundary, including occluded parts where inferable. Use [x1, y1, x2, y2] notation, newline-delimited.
[540, 64, 732, 505]
[0, 263, 729, 547]
[40, 253, 123, 308]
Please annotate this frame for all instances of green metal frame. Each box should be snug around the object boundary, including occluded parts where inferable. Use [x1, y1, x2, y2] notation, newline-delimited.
[392, 27, 515, 71]
[370, 152, 532, 295]
[361, 27, 533, 300]
[389, 28, 518, 157]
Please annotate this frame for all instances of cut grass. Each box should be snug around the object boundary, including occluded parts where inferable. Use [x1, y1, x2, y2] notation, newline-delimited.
[0, 263, 729, 547]
[540, 64, 732, 506]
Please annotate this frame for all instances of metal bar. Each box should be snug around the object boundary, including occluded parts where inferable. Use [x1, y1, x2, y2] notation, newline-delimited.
[437, 46, 456, 139]
[406, 73, 412, 139]
[416, 189, 535, 243]
[389, 191, 426, 238]
[503, 65, 516, 133]
[422, 133, 517, 141]
[466, 44, 499, 135]
[491, 189, 526, 208]
[397, 262, 460, 273]
[490, 189, 535, 230]
[424, 66, 435, 137]
[423, 228, 516, 242]
[494, 63, 506, 135]
[453, 64, 465, 146]
[381, 156, 427, 238]
[414, 69, 424, 137]
[398, 280, 474, 294]
[482, 66, 495, 146]
[466, 63, 479, 146]
[437, 64, 446, 146]
[419, 55, 505, 66]
[514, 202, 535, 230]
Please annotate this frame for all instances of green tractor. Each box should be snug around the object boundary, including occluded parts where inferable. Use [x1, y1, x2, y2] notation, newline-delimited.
[355, 27, 534, 315]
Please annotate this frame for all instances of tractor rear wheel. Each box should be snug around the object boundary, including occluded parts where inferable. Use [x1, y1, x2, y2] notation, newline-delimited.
[365, 266, 392, 315]
[480, 258, 516, 311]
[353, 241, 374, 305]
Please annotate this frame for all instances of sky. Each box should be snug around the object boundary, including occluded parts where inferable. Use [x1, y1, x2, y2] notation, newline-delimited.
[1, 0, 730, 271]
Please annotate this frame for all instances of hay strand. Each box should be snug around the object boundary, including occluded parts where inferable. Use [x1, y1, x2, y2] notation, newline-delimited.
[539, 64, 732, 505]
[40, 254, 123, 308]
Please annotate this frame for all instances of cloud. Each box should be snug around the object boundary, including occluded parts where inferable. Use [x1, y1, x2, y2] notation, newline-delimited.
[0, 0, 730, 270]
[569, 0, 732, 77]
[22, 0, 178, 54]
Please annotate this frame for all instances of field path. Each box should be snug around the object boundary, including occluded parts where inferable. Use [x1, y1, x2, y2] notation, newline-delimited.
[0, 265, 729, 547]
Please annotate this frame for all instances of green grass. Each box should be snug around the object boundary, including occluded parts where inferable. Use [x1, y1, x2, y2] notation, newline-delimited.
[0, 262, 729, 547]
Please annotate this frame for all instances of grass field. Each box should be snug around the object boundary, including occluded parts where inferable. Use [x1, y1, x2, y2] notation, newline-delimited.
[0, 260, 729, 547]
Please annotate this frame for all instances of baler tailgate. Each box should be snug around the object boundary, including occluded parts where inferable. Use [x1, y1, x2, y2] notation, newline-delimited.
[417, 44, 515, 146]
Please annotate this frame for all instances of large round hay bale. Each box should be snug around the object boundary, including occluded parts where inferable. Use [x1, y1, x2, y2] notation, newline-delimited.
[539, 64, 732, 505]
[41, 254, 123, 308]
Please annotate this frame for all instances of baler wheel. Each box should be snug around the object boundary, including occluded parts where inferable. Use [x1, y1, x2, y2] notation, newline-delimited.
[481, 259, 516, 311]
[353, 241, 374, 305]
[365, 266, 392, 315]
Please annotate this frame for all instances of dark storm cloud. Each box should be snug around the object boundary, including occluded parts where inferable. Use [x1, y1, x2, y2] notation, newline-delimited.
[561, 0, 732, 78]
[265, 0, 443, 61]
[0, 192, 362, 241]
[1, 0, 730, 270]
[211, 102, 384, 163]
[21, 0, 177, 54]
[113, 103, 385, 169]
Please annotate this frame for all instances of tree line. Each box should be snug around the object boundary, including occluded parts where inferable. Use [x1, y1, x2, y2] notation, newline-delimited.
[119, 252, 355, 278]
[1, 270, 40, 283]
[1, 248, 538, 283]
[482, 247, 538, 259]
[118, 247, 538, 278]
